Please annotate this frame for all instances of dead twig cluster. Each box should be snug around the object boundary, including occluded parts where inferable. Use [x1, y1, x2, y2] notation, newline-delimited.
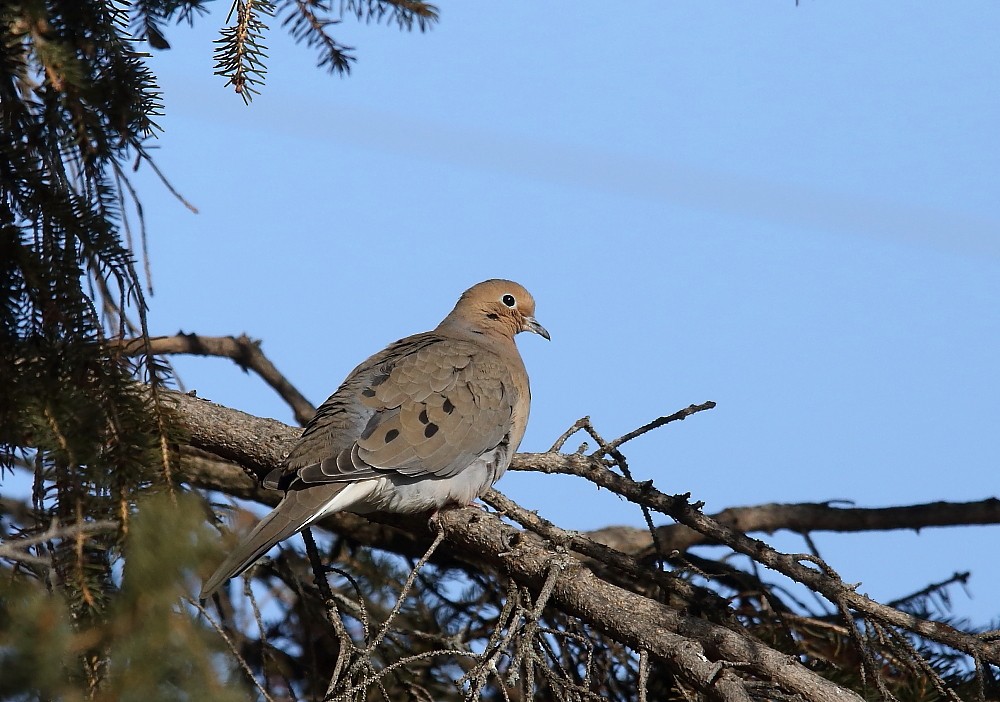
[11, 336, 986, 700]
[164, 389, 1000, 701]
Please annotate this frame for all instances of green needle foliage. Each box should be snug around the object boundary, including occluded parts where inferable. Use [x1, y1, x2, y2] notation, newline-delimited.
[0, 0, 178, 632]
[0, 494, 245, 702]
[0, 1, 438, 698]
[215, 0, 276, 103]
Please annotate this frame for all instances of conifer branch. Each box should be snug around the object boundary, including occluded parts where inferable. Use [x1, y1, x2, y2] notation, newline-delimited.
[281, 0, 355, 74]
[339, 0, 439, 31]
[215, 0, 275, 103]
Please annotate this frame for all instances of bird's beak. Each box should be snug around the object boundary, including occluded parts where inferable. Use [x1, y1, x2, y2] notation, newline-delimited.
[523, 316, 551, 340]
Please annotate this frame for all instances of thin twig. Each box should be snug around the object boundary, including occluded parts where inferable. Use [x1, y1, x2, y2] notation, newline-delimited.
[548, 417, 590, 453]
[638, 650, 649, 702]
[575, 417, 668, 567]
[507, 446, 1000, 666]
[188, 597, 277, 702]
[136, 145, 199, 213]
[329, 648, 479, 702]
[244, 576, 271, 691]
[603, 401, 717, 454]
[0, 519, 118, 565]
[483, 490, 729, 613]
[886, 571, 971, 610]
[364, 528, 446, 654]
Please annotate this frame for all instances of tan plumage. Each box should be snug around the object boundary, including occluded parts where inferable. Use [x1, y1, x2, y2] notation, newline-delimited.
[200, 279, 548, 599]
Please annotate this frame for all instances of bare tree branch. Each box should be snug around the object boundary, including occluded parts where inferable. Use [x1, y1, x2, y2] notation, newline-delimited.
[172, 390, 867, 701]
[605, 402, 718, 453]
[404, 505, 854, 702]
[168, 388, 1000, 700]
[588, 499, 1000, 554]
[117, 334, 316, 425]
[517, 451, 1000, 666]
[483, 490, 730, 614]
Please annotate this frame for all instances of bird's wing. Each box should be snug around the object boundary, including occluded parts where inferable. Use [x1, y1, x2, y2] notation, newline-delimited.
[288, 334, 518, 487]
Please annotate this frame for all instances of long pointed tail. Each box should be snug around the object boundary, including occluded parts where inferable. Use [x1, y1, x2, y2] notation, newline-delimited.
[200, 486, 344, 600]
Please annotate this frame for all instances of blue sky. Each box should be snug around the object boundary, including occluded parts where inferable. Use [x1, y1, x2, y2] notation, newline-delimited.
[132, 2, 999, 625]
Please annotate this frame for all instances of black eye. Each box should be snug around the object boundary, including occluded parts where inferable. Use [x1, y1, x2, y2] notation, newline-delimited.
[501, 294, 516, 307]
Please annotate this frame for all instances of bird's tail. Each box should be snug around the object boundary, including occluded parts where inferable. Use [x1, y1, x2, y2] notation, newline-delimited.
[199, 486, 343, 600]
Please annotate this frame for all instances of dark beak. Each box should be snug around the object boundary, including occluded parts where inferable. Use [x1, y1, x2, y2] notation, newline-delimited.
[523, 316, 551, 341]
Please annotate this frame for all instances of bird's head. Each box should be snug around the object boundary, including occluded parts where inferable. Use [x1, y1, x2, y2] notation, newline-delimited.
[441, 279, 550, 342]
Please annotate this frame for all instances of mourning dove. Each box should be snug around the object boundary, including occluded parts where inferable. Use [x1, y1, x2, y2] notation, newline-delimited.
[200, 279, 548, 599]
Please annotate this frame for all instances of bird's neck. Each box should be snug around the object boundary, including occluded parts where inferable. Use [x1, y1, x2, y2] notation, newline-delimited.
[435, 318, 519, 351]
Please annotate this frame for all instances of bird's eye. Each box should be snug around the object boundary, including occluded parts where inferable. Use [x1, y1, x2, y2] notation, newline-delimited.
[501, 294, 516, 307]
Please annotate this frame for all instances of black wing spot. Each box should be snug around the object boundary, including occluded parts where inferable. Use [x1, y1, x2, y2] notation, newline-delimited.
[424, 423, 439, 438]
[419, 408, 429, 424]
[361, 388, 376, 398]
[371, 373, 390, 387]
[385, 429, 400, 443]
[442, 397, 455, 414]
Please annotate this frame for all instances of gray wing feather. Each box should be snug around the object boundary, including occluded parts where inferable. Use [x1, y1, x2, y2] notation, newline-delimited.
[272, 334, 517, 489]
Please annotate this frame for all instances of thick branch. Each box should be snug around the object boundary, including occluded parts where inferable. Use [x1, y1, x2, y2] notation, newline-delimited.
[172, 391, 861, 701]
[409, 507, 856, 702]
[127, 392, 1000, 676]
[174, 392, 1000, 666]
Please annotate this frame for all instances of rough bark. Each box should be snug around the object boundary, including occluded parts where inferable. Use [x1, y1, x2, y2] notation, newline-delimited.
[173, 391, 867, 701]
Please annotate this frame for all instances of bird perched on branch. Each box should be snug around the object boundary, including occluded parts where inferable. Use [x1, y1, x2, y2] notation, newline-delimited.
[200, 279, 549, 599]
